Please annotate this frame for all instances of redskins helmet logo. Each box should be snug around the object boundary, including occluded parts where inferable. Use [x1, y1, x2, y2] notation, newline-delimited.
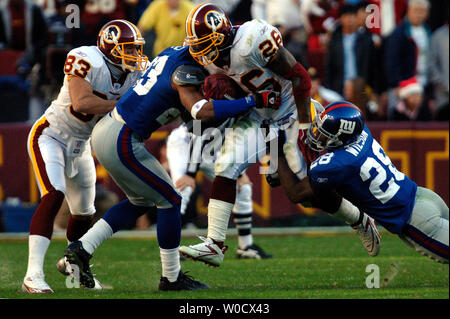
[101, 25, 121, 46]
[204, 10, 225, 32]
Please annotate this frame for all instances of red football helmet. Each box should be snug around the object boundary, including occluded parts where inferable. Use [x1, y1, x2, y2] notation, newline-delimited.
[185, 3, 233, 66]
[97, 19, 148, 72]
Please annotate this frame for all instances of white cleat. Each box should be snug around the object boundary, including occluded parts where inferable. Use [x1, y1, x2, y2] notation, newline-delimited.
[22, 273, 54, 294]
[91, 277, 103, 290]
[352, 213, 381, 257]
[179, 236, 228, 267]
[57, 257, 103, 290]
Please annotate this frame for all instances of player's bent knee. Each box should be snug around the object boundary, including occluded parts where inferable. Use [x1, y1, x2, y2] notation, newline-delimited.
[48, 184, 66, 196]
[70, 206, 96, 217]
[69, 214, 94, 221]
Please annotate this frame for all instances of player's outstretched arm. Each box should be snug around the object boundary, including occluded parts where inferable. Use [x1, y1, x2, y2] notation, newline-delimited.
[69, 76, 116, 114]
[175, 84, 216, 120]
[174, 80, 281, 121]
[276, 134, 343, 212]
[266, 46, 312, 123]
[277, 155, 314, 204]
[277, 154, 343, 213]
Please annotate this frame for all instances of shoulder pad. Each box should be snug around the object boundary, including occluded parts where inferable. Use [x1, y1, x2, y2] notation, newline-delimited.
[172, 64, 207, 86]
[68, 46, 104, 69]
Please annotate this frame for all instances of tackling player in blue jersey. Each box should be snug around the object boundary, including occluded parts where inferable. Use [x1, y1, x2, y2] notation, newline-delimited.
[276, 101, 448, 264]
[62, 45, 282, 291]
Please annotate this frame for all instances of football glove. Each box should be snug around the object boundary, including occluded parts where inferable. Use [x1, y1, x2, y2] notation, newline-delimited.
[253, 90, 281, 110]
[265, 172, 281, 188]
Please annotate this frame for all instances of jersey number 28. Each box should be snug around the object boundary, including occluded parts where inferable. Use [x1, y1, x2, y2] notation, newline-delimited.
[360, 140, 405, 204]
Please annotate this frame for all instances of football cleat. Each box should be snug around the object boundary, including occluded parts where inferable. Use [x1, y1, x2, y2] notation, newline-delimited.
[179, 236, 228, 267]
[159, 271, 210, 291]
[57, 256, 103, 290]
[236, 244, 273, 259]
[352, 213, 381, 257]
[22, 273, 54, 294]
[64, 241, 96, 289]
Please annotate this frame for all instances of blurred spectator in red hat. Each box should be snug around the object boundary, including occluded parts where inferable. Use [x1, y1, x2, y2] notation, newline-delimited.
[384, 0, 431, 119]
[391, 77, 431, 121]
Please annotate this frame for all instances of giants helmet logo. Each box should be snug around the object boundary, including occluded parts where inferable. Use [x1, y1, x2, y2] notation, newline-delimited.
[339, 119, 356, 134]
[205, 11, 225, 32]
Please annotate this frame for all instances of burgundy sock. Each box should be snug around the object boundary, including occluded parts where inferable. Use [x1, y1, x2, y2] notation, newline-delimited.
[29, 190, 65, 239]
[210, 176, 236, 204]
[66, 215, 93, 242]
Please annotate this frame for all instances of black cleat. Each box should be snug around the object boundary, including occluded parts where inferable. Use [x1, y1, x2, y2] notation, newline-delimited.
[64, 241, 95, 289]
[236, 243, 273, 259]
[159, 271, 210, 291]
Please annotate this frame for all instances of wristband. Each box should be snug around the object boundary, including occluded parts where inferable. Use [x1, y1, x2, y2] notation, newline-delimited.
[212, 96, 256, 120]
[191, 99, 208, 119]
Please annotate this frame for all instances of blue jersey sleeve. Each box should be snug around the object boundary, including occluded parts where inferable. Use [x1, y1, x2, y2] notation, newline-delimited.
[308, 152, 344, 192]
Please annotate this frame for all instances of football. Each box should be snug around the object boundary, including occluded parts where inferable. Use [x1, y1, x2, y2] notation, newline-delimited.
[202, 73, 247, 100]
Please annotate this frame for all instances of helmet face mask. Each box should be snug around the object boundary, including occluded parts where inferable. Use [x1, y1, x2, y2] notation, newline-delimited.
[98, 20, 148, 72]
[110, 41, 147, 71]
[306, 116, 344, 152]
[185, 32, 224, 65]
[185, 4, 232, 66]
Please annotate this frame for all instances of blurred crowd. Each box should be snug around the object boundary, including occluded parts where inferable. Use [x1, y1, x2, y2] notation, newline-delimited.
[0, 0, 449, 123]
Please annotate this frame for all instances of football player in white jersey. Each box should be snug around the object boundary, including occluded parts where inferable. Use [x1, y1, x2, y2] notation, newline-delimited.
[168, 74, 272, 259]
[179, 3, 381, 267]
[167, 120, 274, 260]
[23, 19, 148, 294]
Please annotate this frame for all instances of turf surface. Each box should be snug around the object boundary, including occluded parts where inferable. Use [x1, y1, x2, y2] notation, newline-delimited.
[0, 232, 448, 299]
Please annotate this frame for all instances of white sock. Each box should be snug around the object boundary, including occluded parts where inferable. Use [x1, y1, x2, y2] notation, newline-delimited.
[332, 198, 361, 225]
[26, 235, 50, 277]
[79, 218, 113, 255]
[207, 199, 234, 242]
[160, 247, 181, 282]
[238, 234, 253, 249]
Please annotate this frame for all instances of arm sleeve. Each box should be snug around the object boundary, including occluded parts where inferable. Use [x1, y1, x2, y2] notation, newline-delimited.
[308, 156, 342, 192]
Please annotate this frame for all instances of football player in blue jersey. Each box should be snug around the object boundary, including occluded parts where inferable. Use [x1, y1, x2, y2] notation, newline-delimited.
[276, 101, 449, 263]
[61, 44, 282, 291]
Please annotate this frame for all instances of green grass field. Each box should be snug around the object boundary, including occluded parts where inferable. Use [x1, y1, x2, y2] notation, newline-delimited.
[0, 232, 448, 299]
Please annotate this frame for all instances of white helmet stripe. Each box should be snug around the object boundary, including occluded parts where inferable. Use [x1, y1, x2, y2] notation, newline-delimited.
[191, 3, 210, 37]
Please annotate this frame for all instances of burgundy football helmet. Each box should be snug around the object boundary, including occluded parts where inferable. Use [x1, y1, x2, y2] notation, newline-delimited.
[185, 3, 233, 66]
[97, 19, 148, 72]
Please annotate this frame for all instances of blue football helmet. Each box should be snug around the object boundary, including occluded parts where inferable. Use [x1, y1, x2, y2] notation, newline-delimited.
[306, 101, 365, 151]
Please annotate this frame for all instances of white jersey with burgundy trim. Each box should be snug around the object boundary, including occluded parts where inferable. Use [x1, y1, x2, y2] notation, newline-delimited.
[214, 19, 297, 127]
[44, 46, 143, 140]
